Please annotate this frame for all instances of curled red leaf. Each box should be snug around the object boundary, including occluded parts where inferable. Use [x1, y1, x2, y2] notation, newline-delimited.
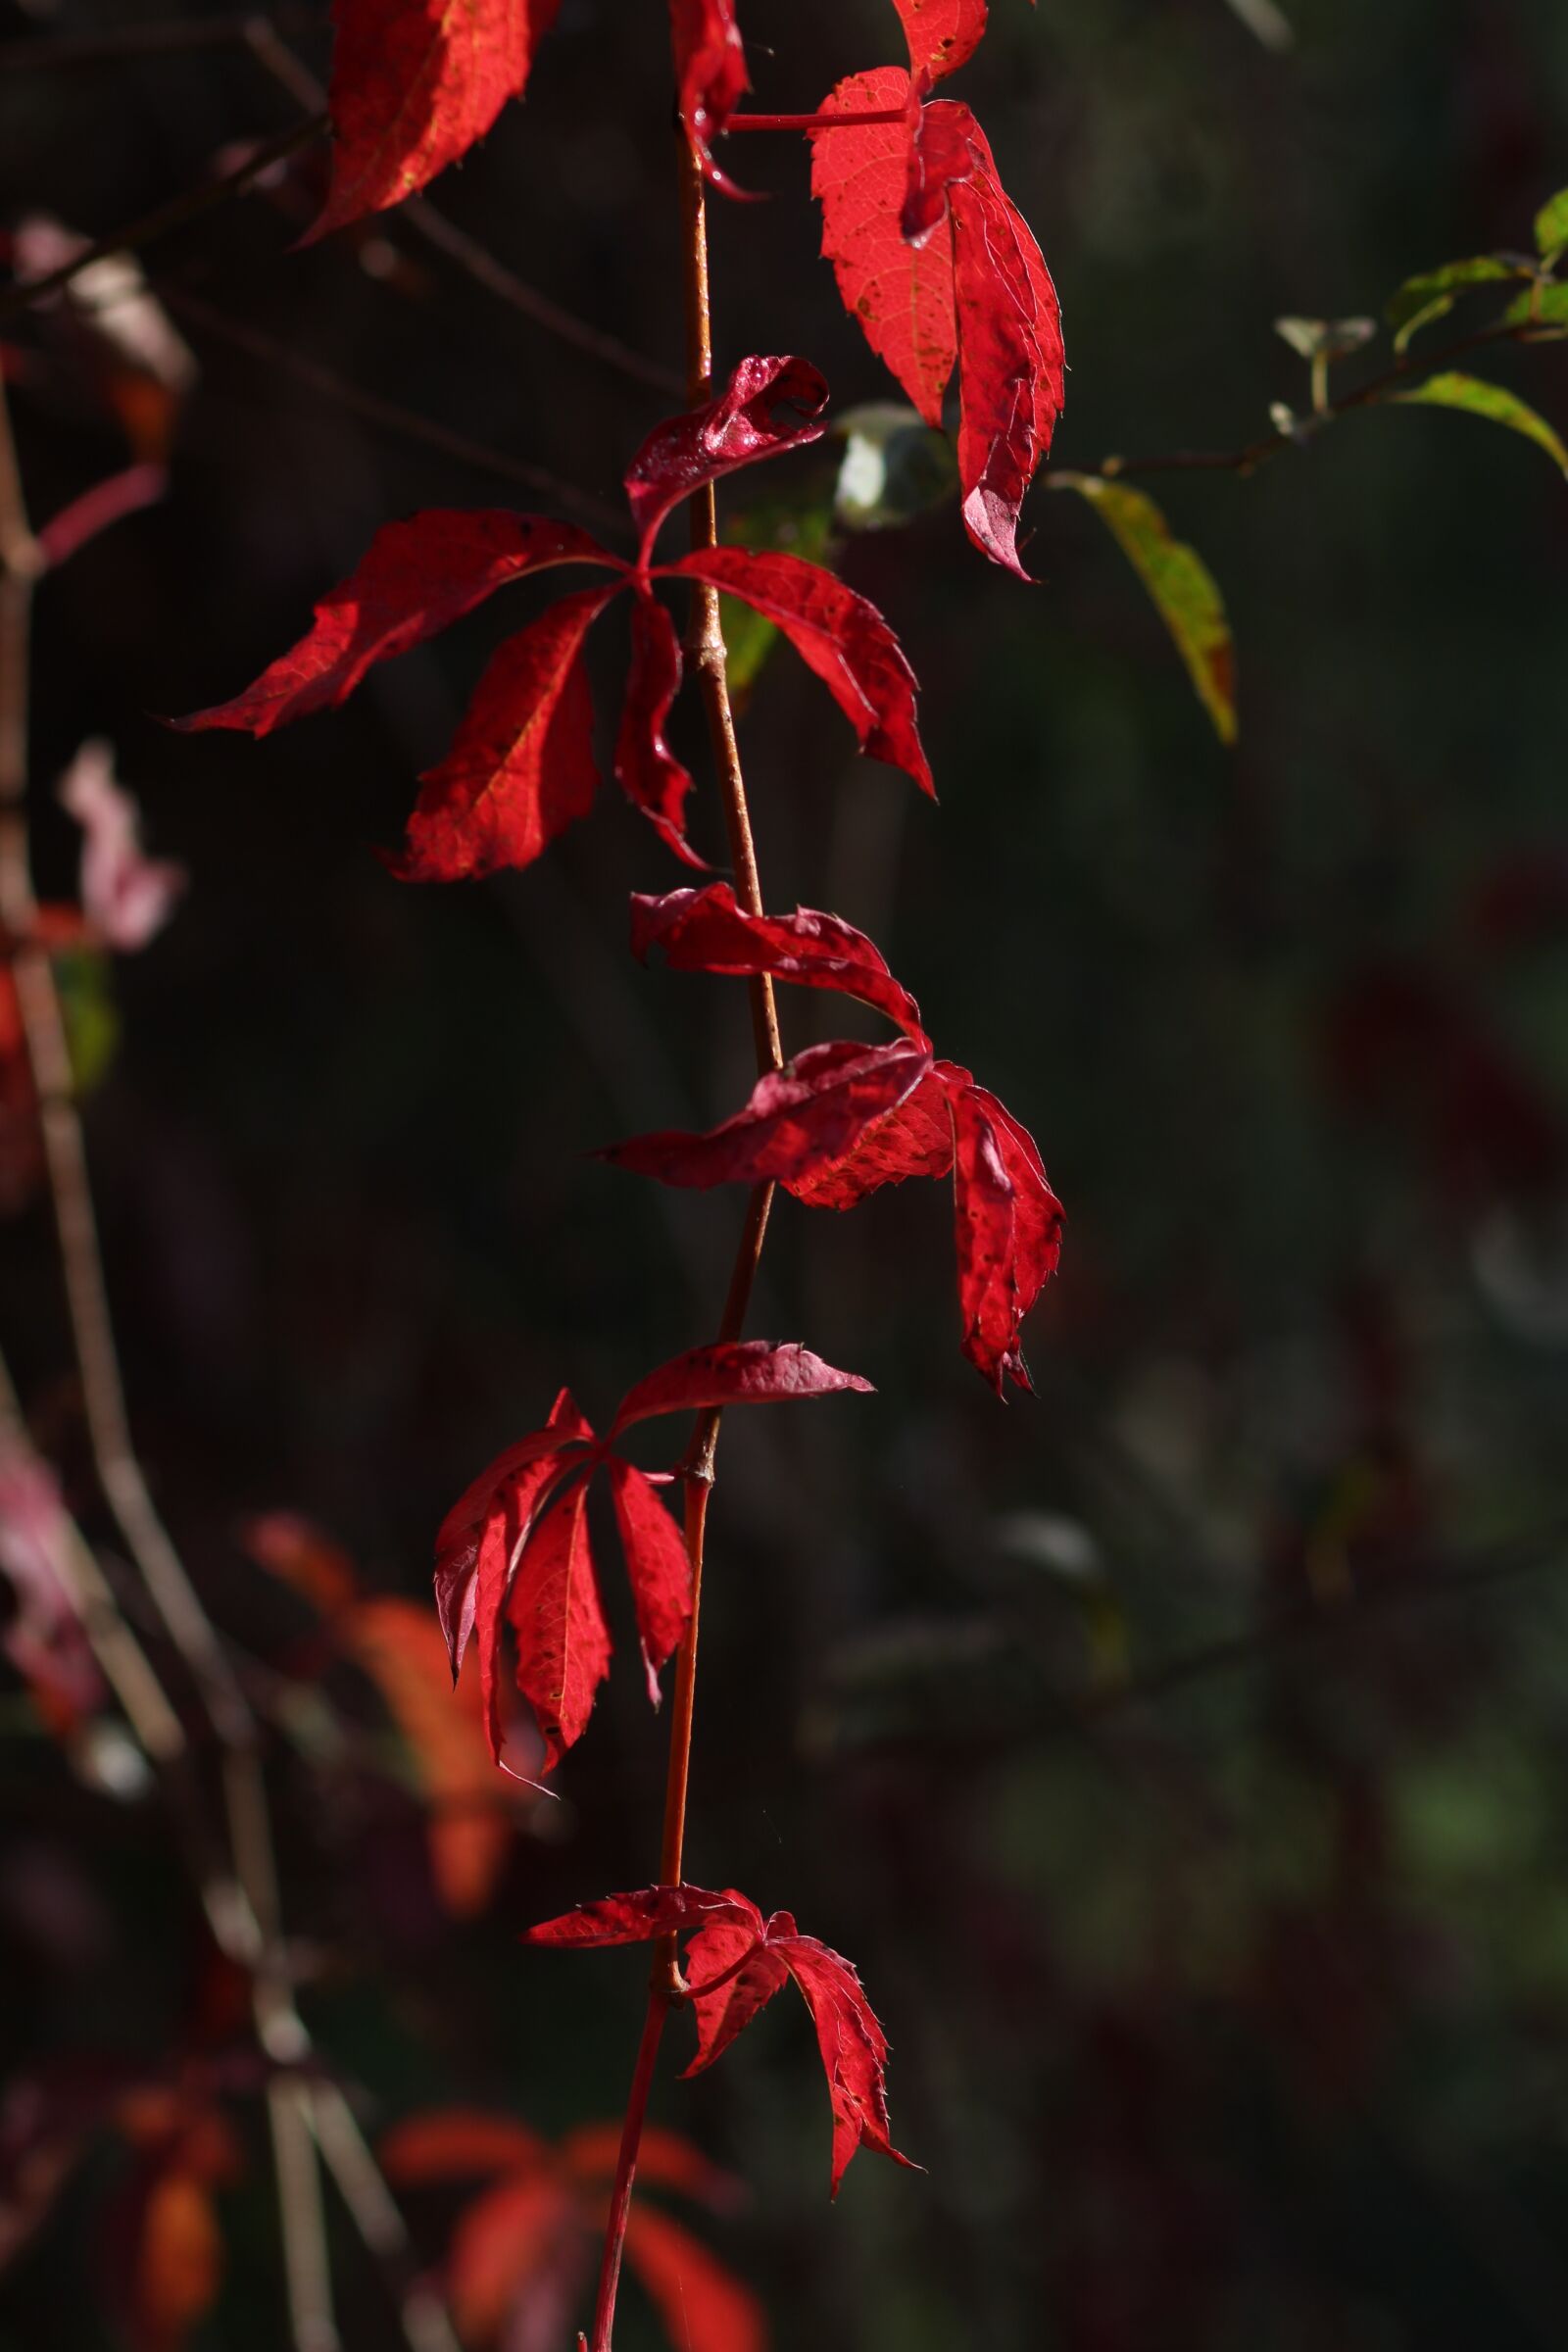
[951, 1082, 1063, 1394]
[786, 1059, 959, 1207]
[599, 1037, 934, 1191]
[631, 882, 927, 1042]
[670, 0, 750, 189]
[310, 0, 564, 238]
[666, 547, 935, 795]
[172, 513, 616, 737]
[604, 1457, 692, 1704]
[611, 1339, 875, 1436]
[624, 354, 828, 558]
[613, 592, 704, 866]
[393, 584, 616, 883]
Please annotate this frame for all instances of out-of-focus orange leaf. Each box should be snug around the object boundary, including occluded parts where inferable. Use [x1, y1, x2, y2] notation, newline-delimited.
[623, 2204, 767, 2352]
[240, 1510, 361, 1617]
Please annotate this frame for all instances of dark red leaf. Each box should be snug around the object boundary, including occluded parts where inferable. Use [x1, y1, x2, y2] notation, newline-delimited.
[172, 513, 615, 737]
[786, 1059, 958, 1207]
[604, 1457, 691, 1703]
[811, 69, 952, 428]
[520, 1884, 764, 1948]
[432, 1394, 590, 1679]
[393, 584, 616, 882]
[611, 1339, 875, 1437]
[951, 1081, 1063, 1394]
[624, 355, 828, 558]
[681, 1915, 790, 2076]
[310, 0, 564, 237]
[667, 546, 935, 796]
[622, 2206, 767, 2352]
[613, 593, 704, 867]
[598, 1037, 933, 1193]
[630, 882, 928, 1041]
[670, 0, 750, 189]
[506, 1468, 608, 1773]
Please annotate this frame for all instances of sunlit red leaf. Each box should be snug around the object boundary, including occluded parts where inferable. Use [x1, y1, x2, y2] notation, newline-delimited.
[812, 70, 953, 427]
[670, 0, 749, 188]
[667, 547, 934, 795]
[311, 0, 564, 237]
[951, 1081, 1063, 1393]
[611, 1340, 875, 1435]
[393, 584, 616, 882]
[433, 1395, 590, 1683]
[624, 356, 828, 557]
[622, 2205, 767, 2352]
[630, 883, 927, 1042]
[776, 1935, 916, 2196]
[785, 1061, 958, 1208]
[682, 1915, 790, 2075]
[173, 513, 615, 737]
[892, 0, 989, 81]
[521, 1884, 764, 1950]
[604, 1458, 691, 1703]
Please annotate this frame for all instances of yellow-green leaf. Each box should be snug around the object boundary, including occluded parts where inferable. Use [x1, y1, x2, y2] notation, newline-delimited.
[1054, 473, 1237, 746]
[1391, 369, 1568, 479]
[1504, 281, 1568, 330]
[1536, 185, 1568, 259]
[1386, 256, 1518, 349]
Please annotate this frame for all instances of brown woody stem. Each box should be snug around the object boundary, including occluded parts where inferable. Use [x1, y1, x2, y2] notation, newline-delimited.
[584, 122, 789, 2352]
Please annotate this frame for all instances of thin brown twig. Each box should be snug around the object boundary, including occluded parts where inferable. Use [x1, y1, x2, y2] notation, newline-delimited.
[0, 113, 327, 322]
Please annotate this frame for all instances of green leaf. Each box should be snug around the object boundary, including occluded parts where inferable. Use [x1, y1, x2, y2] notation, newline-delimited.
[1536, 185, 1568, 259]
[831, 403, 958, 533]
[1054, 473, 1238, 746]
[54, 951, 120, 1094]
[1386, 256, 1518, 348]
[1391, 369, 1568, 479]
[1503, 281, 1568, 330]
[719, 497, 837, 704]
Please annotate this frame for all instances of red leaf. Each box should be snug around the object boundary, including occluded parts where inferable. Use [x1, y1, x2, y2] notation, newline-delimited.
[623, 355, 827, 559]
[668, 547, 934, 797]
[393, 584, 616, 882]
[892, 0, 989, 82]
[433, 1395, 590, 1679]
[612, 1339, 875, 1436]
[775, 1935, 917, 2196]
[785, 1060, 958, 1207]
[172, 513, 615, 736]
[380, 2110, 551, 2185]
[613, 593, 704, 867]
[521, 1884, 765, 1948]
[622, 2206, 767, 2352]
[605, 1457, 692, 1703]
[311, 0, 564, 237]
[670, 0, 750, 188]
[681, 1915, 790, 2076]
[951, 1081, 1062, 1394]
[811, 70, 954, 428]
[600, 1036, 932, 1193]
[630, 882, 927, 1042]
[506, 1467, 609, 1773]
[447, 2172, 580, 2342]
[560, 2122, 737, 2206]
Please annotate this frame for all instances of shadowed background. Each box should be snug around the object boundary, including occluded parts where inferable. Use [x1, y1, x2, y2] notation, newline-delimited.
[3, 0, 1568, 2346]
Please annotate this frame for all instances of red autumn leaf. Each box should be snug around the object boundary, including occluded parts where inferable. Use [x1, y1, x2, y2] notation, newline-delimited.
[448, 2172, 582, 2342]
[241, 1508, 362, 1617]
[622, 2205, 767, 2352]
[670, 0, 749, 188]
[433, 1391, 590, 1690]
[104, 2103, 243, 2352]
[611, 1339, 875, 1435]
[950, 1081, 1062, 1393]
[310, 0, 564, 239]
[810, 72, 1064, 576]
[523, 1883, 914, 2195]
[784, 1060, 958, 1206]
[613, 593, 703, 866]
[624, 356, 828, 559]
[560, 2121, 738, 2206]
[381, 2110, 552, 2184]
[892, 0, 990, 82]
[173, 513, 615, 737]
[504, 1466, 608, 1774]
[631, 883, 928, 1042]
[600, 1039, 933, 1192]
[682, 1914, 791, 2074]
[390, 582, 618, 883]
[667, 546, 935, 795]
[604, 1457, 693, 1704]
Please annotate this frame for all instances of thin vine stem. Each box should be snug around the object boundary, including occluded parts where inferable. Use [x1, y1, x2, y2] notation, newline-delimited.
[583, 126, 789, 2352]
[725, 107, 908, 132]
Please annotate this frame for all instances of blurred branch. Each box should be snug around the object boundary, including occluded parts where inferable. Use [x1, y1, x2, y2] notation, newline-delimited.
[0, 14, 684, 396]
[0, 372, 463, 2352]
[1092, 317, 1559, 479]
[0, 114, 327, 321]
[1218, 0, 1294, 51]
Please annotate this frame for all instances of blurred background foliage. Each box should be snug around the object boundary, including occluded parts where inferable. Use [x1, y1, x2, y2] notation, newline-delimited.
[3, 0, 1568, 2345]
